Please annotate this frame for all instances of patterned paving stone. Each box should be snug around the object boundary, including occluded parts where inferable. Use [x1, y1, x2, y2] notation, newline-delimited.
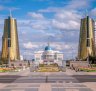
[79, 88, 93, 91]
[52, 88, 65, 91]
[65, 89, 79, 91]
[0, 90, 11, 91]
[0, 88, 38, 91]
[25, 88, 38, 91]
[11, 90, 25, 91]
[0, 69, 95, 91]
[6, 85, 17, 87]
[52, 88, 92, 91]
[52, 84, 87, 87]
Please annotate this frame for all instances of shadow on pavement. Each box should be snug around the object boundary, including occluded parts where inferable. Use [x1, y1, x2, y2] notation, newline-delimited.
[0, 75, 26, 83]
[72, 75, 96, 82]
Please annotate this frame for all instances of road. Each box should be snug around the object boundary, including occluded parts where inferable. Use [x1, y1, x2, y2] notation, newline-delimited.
[0, 68, 96, 91]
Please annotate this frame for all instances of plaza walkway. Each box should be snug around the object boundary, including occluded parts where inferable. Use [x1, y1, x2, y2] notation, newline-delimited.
[0, 68, 96, 91]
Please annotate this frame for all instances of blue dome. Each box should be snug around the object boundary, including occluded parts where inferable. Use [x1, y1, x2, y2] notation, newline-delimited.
[45, 46, 52, 51]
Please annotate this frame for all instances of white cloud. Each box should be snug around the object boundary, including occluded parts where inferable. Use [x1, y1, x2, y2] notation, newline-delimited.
[38, 7, 61, 13]
[90, 8, 96, 17]
[23, 42, 39, 49]
[0, 5, 20, 11]
[28, 12, 44, 19]
[51, 10, 81, 30]
[0, 19, 4, 24]
[38, 6, 82, 31]
[55, 10, 81, 21]
[52, 19, 79, 30]
[51, 43, 70, 50]
[50, 42, 77, 51]
[30, 20, 50, 30]
[17, 17, 50, 31]
[38, 0, 89, 13]
[23, 51, 34, 56]
[65, 0, 89, 9]
[0, 5, 5, 10]
[23, 42, 77, 51]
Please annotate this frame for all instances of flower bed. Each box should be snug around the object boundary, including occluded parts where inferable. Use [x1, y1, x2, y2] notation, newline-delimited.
[0, 67, 16, 72]
[37, 67, 60, 72]
[78, 67, 96, 72]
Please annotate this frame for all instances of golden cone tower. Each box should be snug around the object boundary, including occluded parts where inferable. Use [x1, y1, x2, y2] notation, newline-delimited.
[78, 16, 95, 60]
[1, 14, 20, 62]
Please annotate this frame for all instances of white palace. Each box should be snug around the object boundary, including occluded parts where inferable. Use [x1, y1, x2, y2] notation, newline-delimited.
[34, 43, 64, 66]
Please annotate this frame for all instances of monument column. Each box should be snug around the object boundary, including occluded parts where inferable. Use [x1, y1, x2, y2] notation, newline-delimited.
[1, 13, 20, 63]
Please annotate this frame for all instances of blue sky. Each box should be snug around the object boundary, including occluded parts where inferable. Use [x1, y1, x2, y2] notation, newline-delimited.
[0, 0, 96, 60]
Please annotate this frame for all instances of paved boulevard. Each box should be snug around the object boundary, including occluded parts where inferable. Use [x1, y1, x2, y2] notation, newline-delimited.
[0, 68, 96, 91]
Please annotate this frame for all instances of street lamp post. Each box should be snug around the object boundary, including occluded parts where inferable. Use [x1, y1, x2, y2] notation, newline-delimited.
[45, 72, 50, 83]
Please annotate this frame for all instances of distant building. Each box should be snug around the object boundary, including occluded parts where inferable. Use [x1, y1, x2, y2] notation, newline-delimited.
[34, 43, 64, 66]
[78, 16, 95, 60]
[1, 13, 20, 62]
[20, 55, 24, 61]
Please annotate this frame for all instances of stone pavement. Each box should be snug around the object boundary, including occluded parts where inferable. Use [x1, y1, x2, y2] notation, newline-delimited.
[83, 82, 96, 91]
[0, 68, 95, 91]
[0, 83, 93, 91]
[39, 83, 51, 91]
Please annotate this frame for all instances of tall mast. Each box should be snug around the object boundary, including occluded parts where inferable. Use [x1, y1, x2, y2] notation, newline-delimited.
[85, 9, 88, 17]
[48, 37, 50, 46]
[9, 9, 12, 17]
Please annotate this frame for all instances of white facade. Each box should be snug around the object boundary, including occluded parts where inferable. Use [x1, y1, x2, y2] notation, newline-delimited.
[20, 55, 24, 61]
[34, 44, 64, 66]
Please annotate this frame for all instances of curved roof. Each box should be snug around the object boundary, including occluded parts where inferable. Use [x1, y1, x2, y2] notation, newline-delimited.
[45, 46, 52, 51]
